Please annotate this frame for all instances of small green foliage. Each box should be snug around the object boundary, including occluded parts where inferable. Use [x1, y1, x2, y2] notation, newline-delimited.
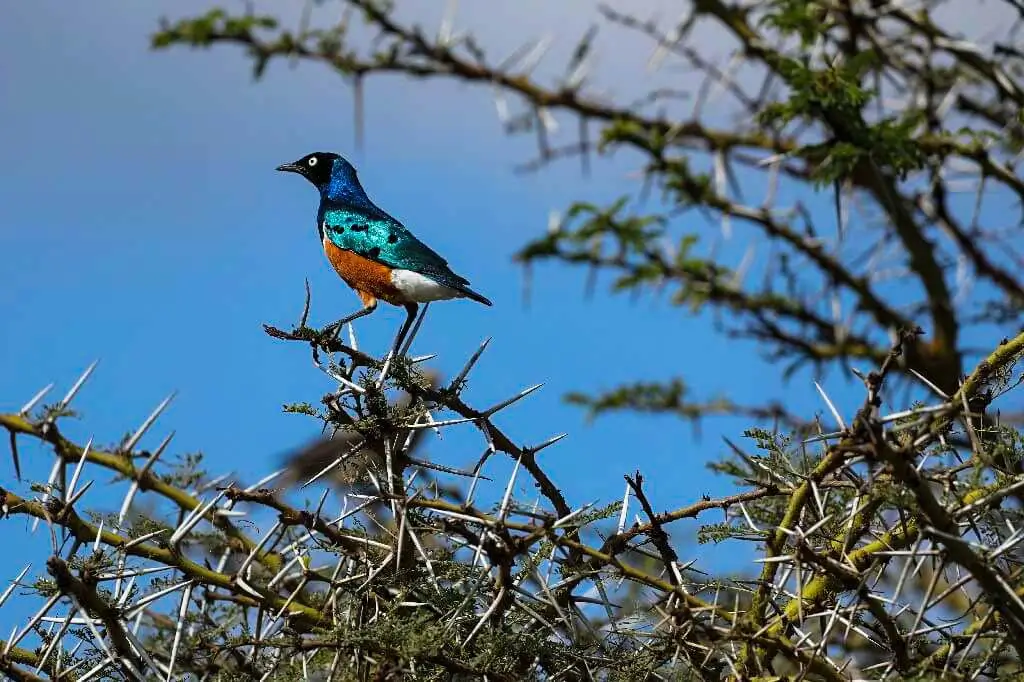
[760, 0, 831, 47]
[38, 402, 80, 424]
[32, 577, 60, 598]
[757, 49, 934, 183]
[127, 512, 173, 540]
[515, 197, 666, 265]
[697, 521, 768, 544]
[282, 401, 319, 417]
[151, 10, 278, 49]
[567, 379, 747, 426]
[987, 426, 1024, 471]
[159, 450, 208, 490]
[574, 499, 623, 528]
[743, 427, 791, 456]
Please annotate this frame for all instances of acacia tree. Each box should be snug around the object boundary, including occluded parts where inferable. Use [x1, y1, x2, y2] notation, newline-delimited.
[2, 1, 1024, 680]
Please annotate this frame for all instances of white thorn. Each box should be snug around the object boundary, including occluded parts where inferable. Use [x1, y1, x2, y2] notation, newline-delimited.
[530, 433, 567, 453]
[123, 393, 177, 453]
[66, 437, 93, 503]
[485, 383, 544, 416]
[118, 432, 174, 526]
[0, 564, 31, 610]
[19, 383, 54, 416]
[616, 483, 631, 534]
[56, 361, 100, 411]
[451, 337, 492, 391]
[814, 381, 846, 430]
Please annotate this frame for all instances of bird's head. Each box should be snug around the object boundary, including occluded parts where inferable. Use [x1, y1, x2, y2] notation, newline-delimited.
[276, 152, 365, 202]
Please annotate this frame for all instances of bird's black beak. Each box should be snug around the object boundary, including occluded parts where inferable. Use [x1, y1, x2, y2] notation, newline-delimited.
[276, 162, 303, 174]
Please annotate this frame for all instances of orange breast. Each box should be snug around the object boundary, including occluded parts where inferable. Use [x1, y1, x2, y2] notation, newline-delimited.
[322, 239, 403, 305]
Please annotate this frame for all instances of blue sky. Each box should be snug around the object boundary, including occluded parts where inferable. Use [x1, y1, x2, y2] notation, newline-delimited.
[2, 0, 1016, 638]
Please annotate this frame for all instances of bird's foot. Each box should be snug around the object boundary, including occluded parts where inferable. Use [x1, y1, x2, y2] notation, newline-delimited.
[319, 320, 346, 342]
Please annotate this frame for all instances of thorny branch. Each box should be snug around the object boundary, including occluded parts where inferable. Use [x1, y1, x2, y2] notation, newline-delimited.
[3, 313, 1023, 679]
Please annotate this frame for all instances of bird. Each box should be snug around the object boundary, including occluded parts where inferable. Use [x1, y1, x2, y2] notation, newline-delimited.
[276, 152, 492, 356]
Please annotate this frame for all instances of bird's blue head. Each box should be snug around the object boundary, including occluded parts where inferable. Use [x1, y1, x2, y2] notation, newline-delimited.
[276, 152, 368, 204]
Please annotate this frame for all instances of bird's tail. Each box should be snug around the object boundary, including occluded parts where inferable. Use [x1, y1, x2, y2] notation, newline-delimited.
[459, 285, 493, 307]
[429, 266, 492, 306]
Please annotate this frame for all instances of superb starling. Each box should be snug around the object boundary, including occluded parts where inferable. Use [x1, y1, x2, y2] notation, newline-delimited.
[277, 152, 492, 354]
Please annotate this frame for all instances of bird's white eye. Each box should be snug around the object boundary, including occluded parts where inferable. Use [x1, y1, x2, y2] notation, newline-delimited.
[308, 157, 318, 167]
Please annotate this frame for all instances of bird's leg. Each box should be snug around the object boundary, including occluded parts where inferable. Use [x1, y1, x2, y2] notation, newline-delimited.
[399, 303, 430, 357]
[322, 298, 377, 340]
[389, 303, 420, 360]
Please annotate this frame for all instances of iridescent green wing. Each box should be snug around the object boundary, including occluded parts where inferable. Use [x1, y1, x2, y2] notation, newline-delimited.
[322, 206, 471, 288]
